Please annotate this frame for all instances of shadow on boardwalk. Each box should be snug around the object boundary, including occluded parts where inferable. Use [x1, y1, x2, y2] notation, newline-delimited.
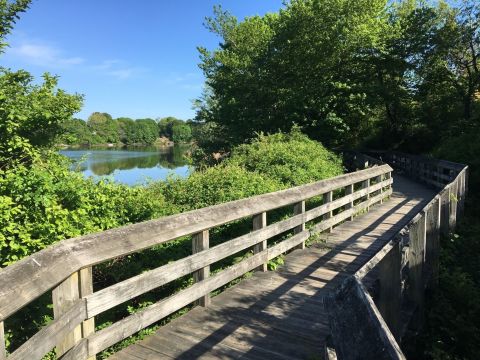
[112, 175, 435, 360]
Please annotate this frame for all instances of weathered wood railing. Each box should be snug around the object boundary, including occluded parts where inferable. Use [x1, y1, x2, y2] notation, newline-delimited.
[0, 165, 393, 360]
[326, 152, 468, 360]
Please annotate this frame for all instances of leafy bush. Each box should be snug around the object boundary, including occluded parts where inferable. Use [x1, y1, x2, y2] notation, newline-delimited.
[151, 164, 284, 212]
[0, 153, 174, 266]
[226, 129, 344, 186]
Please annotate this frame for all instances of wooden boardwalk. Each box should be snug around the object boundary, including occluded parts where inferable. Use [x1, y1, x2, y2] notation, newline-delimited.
[111, 175, 435, 360]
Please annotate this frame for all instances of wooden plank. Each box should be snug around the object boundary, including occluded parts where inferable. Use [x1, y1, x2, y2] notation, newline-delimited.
[9, 300, 86, 360]
[79, 267, 95, 360]
[253, 212, 267, 272]
[345, 184, 354, 221]
[408, 214, 426, 330]
[193, 230, 210, 307]
[364, 178, 371, 211]
[377, 243, 401, 340]
[323, 191, 333, 232]
[449, 182, 457, 231]
[325, 277, 405, 360]
[440, 188, 450, 236]
[0, 165, 393, 321]
[88, 251, 269, 355]
[0, 321, 5, 360]
[62, 339, 88, 360]
[293, 201, 306, 250]
[52, 272, 83, 358]
[88, 230, 309, 355]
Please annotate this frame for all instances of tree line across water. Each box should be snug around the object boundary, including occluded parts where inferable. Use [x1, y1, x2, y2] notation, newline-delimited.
[60, 113, 199, 147]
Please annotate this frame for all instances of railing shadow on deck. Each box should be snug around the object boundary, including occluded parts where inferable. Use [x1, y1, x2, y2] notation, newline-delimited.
[171, 189, 424, 359]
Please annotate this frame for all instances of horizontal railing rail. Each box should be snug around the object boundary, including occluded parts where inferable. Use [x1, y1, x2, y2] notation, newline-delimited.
[326, 152, 468, 359]
[0, 165, 393, 360]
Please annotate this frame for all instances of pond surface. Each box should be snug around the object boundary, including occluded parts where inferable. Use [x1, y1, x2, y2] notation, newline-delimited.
[60, 146, 190, 186]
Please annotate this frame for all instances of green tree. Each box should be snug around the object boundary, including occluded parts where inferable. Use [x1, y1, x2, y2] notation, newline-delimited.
[171, 123, 192, 143]
[196, 1, 389, 149]
[157, 116, 185, 139]
[0, 0, 30, 53]
[87, 112, 119, 143]
[0, 70, 83, 168]
[135, 118, 158, 144]
[59, 118, 92, 145]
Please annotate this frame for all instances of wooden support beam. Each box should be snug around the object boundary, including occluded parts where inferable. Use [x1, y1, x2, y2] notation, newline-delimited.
[79, 267, 95, 360]
[449, 183, 457, 231]
[423, 198, 442, 290]
[293, 201, 306, 250]
[376, 175, 383, 204]
[363, 178, 371, 212]
[345, 184, 354, 221]
[408, 214, 426, 330]
[0, 321, 6, 360]
[253, 212, 268, 271]
[440, 189, 450, 236]
[323, 191, 333, 232]
[52, 273, 83, 358]
[378, 243, 401, 340]
[192, 230, 210, 307]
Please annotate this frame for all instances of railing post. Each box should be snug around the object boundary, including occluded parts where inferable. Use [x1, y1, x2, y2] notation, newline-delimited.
[323, 191, 333, 232]
[79, 268, 95, 360]
[345, 184, 354, 221]
[440, 188, 450, 236]
[425, 200, 440, 289]
[253, 212, 268, 272]
[293, 201, 306, 250]
[52, 266, 95, 359]
[378, 242, 401, 340]
[376, 174, 383, 204]
[458, 171, 465, 217]
[363, 178, 371, 211]
[449, 182, 458, 231]
[52, 273, 83, 358]
[407, 214, 427, 330]
[0, 321, 6, 360]
[192, 230, 210, 306]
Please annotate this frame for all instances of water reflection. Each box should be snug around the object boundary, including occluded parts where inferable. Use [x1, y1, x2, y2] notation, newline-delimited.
[60, 146, 190, 185]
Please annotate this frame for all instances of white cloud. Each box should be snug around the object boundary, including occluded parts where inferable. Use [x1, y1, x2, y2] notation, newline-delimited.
[92, 59, 146, 80]
[10, 42, 85, 68]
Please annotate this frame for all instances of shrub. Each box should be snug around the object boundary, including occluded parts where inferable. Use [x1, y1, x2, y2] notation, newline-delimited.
[226, 129, 344, 186]
[0, 153, 174, 266]
[150, 164, 284, 212]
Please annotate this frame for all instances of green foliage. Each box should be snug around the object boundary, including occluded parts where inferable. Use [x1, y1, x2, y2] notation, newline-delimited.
[0, 70, 83, 168]
[87, 112, 119, 143]
[0, 0, 30, 53]
[227, 129, 344, 186]
[152, 164, 284, 212]
[196, 0, 389, 149]
[171, 122, 192, 143]
[196, 0, 479, 154]
[0, 153, 174, 266]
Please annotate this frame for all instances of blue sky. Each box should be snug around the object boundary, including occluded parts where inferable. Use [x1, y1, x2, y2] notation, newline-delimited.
[1, 0, 285, 120]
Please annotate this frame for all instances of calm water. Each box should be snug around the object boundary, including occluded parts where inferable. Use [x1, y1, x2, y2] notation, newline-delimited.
[60, 146, 191, 186]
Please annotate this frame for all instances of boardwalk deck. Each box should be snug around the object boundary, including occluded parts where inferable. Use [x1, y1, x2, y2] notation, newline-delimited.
[109, 174, 436, 360]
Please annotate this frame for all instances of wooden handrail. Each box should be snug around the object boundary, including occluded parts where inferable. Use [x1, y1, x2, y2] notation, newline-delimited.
[0, 165, 393, 360]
